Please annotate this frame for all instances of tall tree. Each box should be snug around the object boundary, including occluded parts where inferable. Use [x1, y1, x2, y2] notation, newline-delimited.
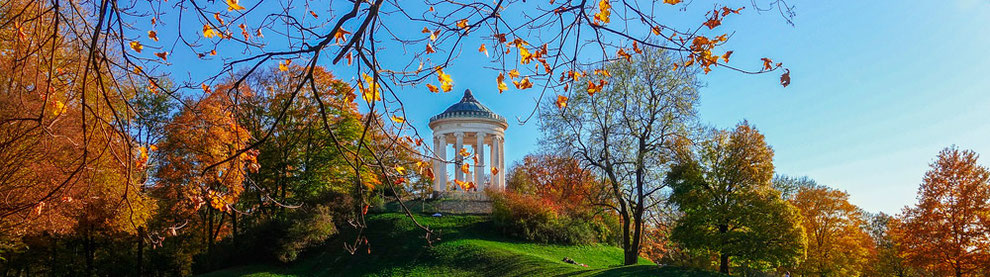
[790, 185, 874, 276]
[540, 48, 699, 265]
[896, 146, 990, 277]
[865, 212, 913, 277]
[665, 122, 806, 274]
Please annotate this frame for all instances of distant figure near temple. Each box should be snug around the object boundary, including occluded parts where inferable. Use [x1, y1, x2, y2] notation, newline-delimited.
[429, 89, 507, 199]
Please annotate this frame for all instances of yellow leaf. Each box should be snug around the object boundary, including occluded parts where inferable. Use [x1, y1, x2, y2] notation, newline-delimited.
[555, 95, 568, 109]
[663, 0, 681, 5]
[226, 0, 246, 11]
[391, 115, 405, 123]
[203, 24, 219, 38]
[130, 41, 143, 53]
[461, 163, 471, 174]
[278, 60, 290, 71]
[479, 44, 488, 57]
[594, 0, 612, 24]
[359, 73, 382, 102]
[395, 166, 406, 175]
[496, 73, 507, 93]
[459, 148, 471, 157]
[518, 46, 532, 64]
[51, 100, 65, 116]
[508, 69, 520, 79]
[456, 19, 469, 30]
[148, 30, 159, 42]
[436, 67, 453, 92]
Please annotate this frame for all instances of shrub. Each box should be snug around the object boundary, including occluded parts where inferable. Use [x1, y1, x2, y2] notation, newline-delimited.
[489, 190, 607, 245]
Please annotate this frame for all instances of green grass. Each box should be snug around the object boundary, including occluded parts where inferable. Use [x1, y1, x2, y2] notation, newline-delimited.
[200, 211, 724, 277]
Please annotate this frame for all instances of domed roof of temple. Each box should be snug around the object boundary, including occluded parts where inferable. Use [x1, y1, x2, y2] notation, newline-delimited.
[430, 89, 506, 124]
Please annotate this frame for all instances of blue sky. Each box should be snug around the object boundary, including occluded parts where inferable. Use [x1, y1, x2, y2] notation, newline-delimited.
[399, 0, 990, 215]
[156, 0, 990, 215]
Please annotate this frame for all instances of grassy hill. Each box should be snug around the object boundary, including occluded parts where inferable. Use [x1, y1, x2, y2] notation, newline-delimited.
[201, 210, 724, 277]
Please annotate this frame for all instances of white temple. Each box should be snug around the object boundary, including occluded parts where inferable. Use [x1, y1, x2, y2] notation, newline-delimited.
[429, 89, 507, 198]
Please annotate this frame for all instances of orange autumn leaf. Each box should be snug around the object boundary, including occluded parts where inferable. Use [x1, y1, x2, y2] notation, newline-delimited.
[425, 43, 436, 54]
[214, 13, 225, 25]
[239, 24, 250, 40]
[513, 77, 532, 90]
[761, 58, 774, 71]
[632, 41, 643, 54]
[722, 50, 733, 63]
[421, 27, 430, 33]
[478, 43, 488, 57]
[663, 0, 681, 4]
[309, 10, 318, 19]
[508, 69, 520, 79]
[461, 163, 471, 174]
[426, 83, 439, 93]
[456, 19, 469, 30]
[226, 0, 246, 11]
[491, 167, 499, 175]
[154, 51, 169, 61]
[333, 27, 352, 44]
[617, 48, 632, 62]
[129, 41, 143, 53]
[148, 30, 159, 42]
[459, 148, 471, 157]
[555, 95, 568, 109]
[496, 72, 508, 93]
[651, 26, 662, 35]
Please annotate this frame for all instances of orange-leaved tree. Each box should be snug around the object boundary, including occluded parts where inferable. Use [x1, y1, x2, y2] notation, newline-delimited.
[896, 146, 990, 277]
[790, 185, 875, 276]
[153, 88, 256, 258]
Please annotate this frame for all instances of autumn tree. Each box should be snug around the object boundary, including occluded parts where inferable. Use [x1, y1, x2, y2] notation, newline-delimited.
[865, 212, 914, 277]
[790, 185, 874, 276]
[506, 153, 608, 210]
[153, 89, 257, 266]
[540, 48, 698, 265]
[665, 122, 806, 274]
[896, 146, 990, 277]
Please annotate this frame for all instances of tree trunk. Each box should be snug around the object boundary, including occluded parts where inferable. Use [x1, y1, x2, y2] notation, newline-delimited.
[719, 253, 730, 274]
[137, 227, 144, 276]
[84, 226, 94, 277]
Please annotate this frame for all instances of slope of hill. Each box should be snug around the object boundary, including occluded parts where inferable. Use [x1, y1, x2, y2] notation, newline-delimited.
[201, 211, 723, 277]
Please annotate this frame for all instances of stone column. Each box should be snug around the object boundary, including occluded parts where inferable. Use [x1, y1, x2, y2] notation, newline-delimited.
[497, 135, 506, 190]
[475, 132, 486, 191]
[490, 138, 497, 190]
[433, 135, 443, 194]
[454, 132, 464, 186]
